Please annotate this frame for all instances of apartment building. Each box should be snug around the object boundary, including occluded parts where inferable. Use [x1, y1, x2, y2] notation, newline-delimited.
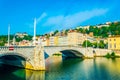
[108, 36, 120, 50]
[68, 31, 86, 46]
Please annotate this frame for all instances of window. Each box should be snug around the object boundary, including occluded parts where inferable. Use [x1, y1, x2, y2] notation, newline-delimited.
[114, 43, 116, 48]
[114, 39, 116, 41]
[110, 44, 112, 48]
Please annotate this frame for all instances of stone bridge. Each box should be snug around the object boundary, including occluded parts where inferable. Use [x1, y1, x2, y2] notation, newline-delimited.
[0, 46, 45, 70]
[44, 46, 112, 58]
[0, 46, 112, 70]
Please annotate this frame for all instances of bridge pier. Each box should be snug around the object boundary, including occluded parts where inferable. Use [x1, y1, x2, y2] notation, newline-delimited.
[25, 46, 46, 70]
[84, 48, 94, 58]
[33, 46, 45, 70]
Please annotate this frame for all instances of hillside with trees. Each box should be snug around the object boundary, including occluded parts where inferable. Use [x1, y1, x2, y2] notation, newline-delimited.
[75, 21, 120, 38]
[0, 35, 32, 46]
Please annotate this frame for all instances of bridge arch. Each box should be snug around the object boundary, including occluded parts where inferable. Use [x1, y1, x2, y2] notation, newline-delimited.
[44, 47, 85, 58]
[60, 49, 85, 58]
[0, 52, 34, 69]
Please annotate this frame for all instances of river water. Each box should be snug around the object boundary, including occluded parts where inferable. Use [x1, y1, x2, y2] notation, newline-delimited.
[0, 56, 120, 80]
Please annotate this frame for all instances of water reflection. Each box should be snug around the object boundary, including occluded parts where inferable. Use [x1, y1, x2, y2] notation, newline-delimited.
[1, 57, 120, 80]
[0, 64, 45, 80]
[0, 64, 26, 80]
[13, 69, 45, 80]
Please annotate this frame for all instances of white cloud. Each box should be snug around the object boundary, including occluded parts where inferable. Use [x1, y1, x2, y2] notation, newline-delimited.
[36, 12, 47, 24]
[43, 8, 108, 30]
[26, 12, 47, 28]
[44, 15, 64, 26]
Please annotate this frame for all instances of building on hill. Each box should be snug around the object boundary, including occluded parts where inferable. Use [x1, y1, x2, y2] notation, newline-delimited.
[68, 30, 86, 46]
[108, 36, 120, 50]
[97, 24, 109, 28]
[88, 32, 94, 37]
[83, 25, 90, 30]
[106, 22, 111, 25]
[18, 40, 31, 46]
[87, 36, 96, 43]
[15, 32, 28, 38]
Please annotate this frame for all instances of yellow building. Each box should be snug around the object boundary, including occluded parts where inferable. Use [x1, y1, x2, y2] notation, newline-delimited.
[54, 36, 58, 46]
[108, 36, 120, 50]
[49, 36, 58, 46]
[46, 39, 50, 46]
[68, 31, 85, 46]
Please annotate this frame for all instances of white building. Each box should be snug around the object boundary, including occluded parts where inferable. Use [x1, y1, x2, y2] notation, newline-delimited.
[58, 36, 68, 46]
[15, 32, 28, 38]
[68, 31, 86, 46]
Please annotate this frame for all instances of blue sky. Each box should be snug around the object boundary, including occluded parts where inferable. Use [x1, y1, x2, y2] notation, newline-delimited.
[0, 0, 120, 35]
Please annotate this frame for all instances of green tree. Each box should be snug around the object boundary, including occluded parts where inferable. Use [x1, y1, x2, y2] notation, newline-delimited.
[92, 42, 97, 48]
[0, 43, 4, 46]
[82, 40, 92, 47]
[98, 40, 105, 48]
[53, 30, 59, 36]
[23, 35, 32, 41]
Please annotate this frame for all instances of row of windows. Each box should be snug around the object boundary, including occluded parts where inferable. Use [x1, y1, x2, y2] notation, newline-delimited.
[109, 39, 116, 41]
[109, 43, 116, 48]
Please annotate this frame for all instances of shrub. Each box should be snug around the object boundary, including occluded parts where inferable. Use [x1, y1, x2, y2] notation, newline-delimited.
[105, 53, 111, 58]
[111, 52, 115, 57]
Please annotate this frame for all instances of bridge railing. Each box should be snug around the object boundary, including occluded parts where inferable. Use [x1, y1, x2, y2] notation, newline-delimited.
[0, 46, 35, 53]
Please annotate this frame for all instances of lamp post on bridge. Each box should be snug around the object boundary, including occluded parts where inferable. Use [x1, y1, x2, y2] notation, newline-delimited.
[97, 36, 99, 49]
[97, 36, 100, 56]
[86, 34, 87, 49]
[13, 34, 16, 46]
[33, 18, 36, 46]
[8, 24, 10, 46]
[85, 34, 87, 57]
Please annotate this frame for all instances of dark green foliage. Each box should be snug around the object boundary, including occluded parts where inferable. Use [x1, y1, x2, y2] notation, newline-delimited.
[53, 30, 59, 36]
[23, 35, 32, 41]
[65, 29, 69, 35]
[111, 52, 115, 57]
[105, 53, 111, 58]
[0, 35, 33, 46]
[0, 35, 8, 46]
[0, 43, 4, 46]
[99, 40, 105, 48]
[104, 52, 118, 58]
[53, 53, 62, 56]
[16, 35, 32, 42]
[82, 40, 92, 47]
[75, 22, 120, 38]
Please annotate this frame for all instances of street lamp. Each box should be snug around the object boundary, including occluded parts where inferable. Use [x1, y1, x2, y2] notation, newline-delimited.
[85, 34, 87, 56]
[86, 34, 87, 49]
[13, 34, 16, 46]
[8, 24, 10, 46]
[33, 18, 36, 46]
[97, 36, 99, 49]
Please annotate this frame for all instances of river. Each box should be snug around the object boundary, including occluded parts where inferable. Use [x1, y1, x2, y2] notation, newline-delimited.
[0, 56, 120, 80]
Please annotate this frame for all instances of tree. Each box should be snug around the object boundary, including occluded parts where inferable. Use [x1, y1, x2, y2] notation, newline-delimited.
[23, 35, 32, 41]
[0, 43, 4, 46]
[92, 42, 97, 48]
[65, 29, 69, 35]
[82, 40, 92, 47]
[53, 30, 59, 36]
[98, 40, 104, 48]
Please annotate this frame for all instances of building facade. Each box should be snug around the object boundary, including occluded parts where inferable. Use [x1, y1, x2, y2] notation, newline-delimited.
[58, 36, 68, 46]
[68, 31, 85, 46]
[108, 36, 120, 50]
[49, 36, 58, 46]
